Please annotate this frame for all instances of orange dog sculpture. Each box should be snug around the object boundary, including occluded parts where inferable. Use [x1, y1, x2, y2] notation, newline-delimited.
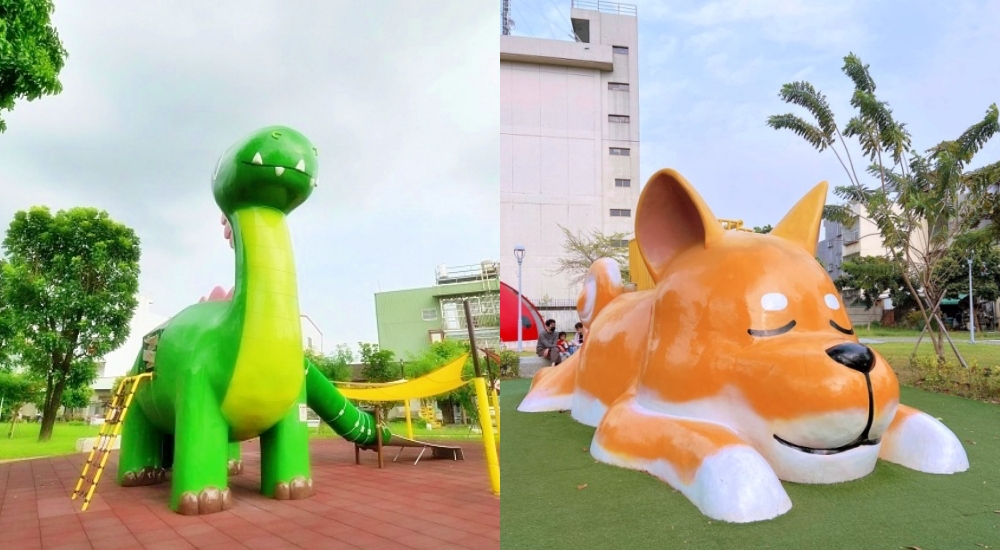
[518, 169, 969, 523]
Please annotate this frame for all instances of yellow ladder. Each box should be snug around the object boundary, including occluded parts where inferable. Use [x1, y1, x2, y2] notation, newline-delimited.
[71, 373, 151, 511]
[419, 400, 442, 428]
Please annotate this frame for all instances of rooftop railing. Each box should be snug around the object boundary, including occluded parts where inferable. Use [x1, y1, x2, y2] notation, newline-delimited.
[572, 0, 637, 16]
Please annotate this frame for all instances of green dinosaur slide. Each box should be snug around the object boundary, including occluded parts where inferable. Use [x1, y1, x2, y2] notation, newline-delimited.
[114, 126, 398, 515]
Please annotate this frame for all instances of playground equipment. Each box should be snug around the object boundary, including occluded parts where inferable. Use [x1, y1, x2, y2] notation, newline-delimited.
[518, 168, 969, 523]
[333, 349, 501, 491]
[70, 126, 496, 516]
[499, 280, 544, 342]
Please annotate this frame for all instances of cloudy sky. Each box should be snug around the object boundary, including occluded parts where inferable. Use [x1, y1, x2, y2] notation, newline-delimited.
[507, 0, 1000, 233]
[1, 1, 498, 356]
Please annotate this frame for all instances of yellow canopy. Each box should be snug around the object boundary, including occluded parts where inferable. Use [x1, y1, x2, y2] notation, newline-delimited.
[334, 353, 469, 402]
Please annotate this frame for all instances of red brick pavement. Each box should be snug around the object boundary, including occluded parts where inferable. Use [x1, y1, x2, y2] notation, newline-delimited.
[0, 438, 499, 549]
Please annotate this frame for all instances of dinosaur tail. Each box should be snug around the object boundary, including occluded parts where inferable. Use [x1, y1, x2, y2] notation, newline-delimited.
[304, 359, 391, 446]
[578, 257, 624, 328]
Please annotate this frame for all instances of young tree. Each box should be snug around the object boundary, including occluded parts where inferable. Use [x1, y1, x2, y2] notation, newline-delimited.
[768, 52, 999, 363]
[0, 0, 69, 133]
[0, 371, 41, 436]
[753, 225, 773, 234]
[0, 207, 141, 441]
[553, 225, 631, 284]
[60, 384, 93, 421]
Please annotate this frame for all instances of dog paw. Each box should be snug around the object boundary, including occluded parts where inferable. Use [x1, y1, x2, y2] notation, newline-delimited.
[689, 447, 792, 523]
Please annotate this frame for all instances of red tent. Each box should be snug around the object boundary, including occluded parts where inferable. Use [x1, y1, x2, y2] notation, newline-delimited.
[500, 281, 545, 342]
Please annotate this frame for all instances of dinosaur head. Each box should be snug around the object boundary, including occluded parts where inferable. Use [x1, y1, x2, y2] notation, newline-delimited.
[212, 126, 319, 214]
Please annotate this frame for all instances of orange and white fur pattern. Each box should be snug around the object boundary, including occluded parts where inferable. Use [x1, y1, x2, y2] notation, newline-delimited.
[518, 169, 969, 523]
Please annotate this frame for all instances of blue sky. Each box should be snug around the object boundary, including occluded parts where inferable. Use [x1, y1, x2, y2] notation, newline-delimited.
[0, 1, 497, 355]
[506, 0, 1000, 233]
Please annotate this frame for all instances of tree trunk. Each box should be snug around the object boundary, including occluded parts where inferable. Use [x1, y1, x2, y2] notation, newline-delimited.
[38, 369, 68, 442]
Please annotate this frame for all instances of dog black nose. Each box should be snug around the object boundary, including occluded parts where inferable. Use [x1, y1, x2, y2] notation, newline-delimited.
[825, 343, 875, 374]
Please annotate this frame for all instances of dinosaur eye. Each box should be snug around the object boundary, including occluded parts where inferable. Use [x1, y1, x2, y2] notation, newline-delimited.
[760, 293, 788, 311]
[825, 294, 841, 310]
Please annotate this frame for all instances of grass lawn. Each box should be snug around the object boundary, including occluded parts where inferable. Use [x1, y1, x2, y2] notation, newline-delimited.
[0, 422, 100, 461]
[500, 378, 1000, 550]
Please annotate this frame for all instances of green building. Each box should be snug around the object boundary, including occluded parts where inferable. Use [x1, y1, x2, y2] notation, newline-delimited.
[375, 261, 499, 358]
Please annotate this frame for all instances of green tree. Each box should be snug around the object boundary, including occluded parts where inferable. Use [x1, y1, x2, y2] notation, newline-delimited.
[0, 206, 140, 441]
[934, 241, 1000, 305]
[0, 371, 40, 436]
[0, 0, 69, 133]
[358, 342, 397, 383]
[767, 52, 999, 363]
[60, 384, 92, 420]
[554, 225, 631, 284]
[834, 256, 917, 329]
[753, 224, 773, 234]
[306, 344, 353, 382]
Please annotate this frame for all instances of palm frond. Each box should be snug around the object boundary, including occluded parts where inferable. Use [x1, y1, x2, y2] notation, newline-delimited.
[766, 113, 830, 151]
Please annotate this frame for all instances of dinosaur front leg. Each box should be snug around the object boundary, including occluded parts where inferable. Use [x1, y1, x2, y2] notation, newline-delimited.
[171, 375, 232, 515]
[259, 382, 313, 500]
[117, 402, 167, 487]
[227, 442, 243, 475]
[879, 404, 969, 474]
[591, 395, 792, 523]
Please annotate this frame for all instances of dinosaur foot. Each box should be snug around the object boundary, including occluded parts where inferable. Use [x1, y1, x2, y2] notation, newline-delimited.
[273, 476, 314, 500]
[121, 467, 167, 487]
[177, 487, 232, 516]
[227, 459, 243, 476]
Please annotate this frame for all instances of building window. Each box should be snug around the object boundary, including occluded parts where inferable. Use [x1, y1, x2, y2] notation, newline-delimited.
[610, 209, 632, 217]
[609, 115, 630, 123]
[615, 179, 631, 188]
[609, 147, 630, 156]
[613, 46, 629, 55]
[422, 308, 438, 321]
[608, 82, 629, 91]
[612, 239, 630, 247]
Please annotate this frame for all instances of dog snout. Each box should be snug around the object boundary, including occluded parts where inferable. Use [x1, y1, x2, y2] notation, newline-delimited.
[825, 342, 875, 374]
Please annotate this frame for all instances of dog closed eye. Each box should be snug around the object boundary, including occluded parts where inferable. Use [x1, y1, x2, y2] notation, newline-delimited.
[830, 320, 854, 335]
[748, 320, 796, 337]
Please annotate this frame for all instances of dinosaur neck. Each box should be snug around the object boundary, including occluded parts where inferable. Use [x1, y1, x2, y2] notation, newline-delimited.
[221, 206, 304, 438]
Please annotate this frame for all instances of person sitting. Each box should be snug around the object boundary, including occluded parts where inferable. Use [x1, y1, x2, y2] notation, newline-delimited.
[556, 331, 571, 361]
[536, 319, 562, 366]
[573, 322, 585, 351]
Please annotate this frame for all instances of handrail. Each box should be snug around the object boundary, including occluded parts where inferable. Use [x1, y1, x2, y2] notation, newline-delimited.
[571, 0, 637, 16]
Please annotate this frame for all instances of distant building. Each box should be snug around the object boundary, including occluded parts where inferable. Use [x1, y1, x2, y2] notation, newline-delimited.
[501, 0, 641, 305]
[375, 261, 499, 358]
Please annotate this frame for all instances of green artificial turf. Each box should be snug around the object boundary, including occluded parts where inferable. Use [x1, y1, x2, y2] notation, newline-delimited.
[500, 378, 1000, 550]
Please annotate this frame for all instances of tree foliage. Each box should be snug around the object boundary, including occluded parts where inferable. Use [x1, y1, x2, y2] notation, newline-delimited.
[0, 0, 69, 133]
[934, 242, 1000, 305]
[306, 344, 353, 382]
[553, 225, 631, 284]
[358, 342, 397, 384]
[768, 52, 1000, 363]
[834, 256, 914, 313]
[752, 224, 773, 234]
[0, 371, 40, 423]
[0, 207, 140, 440]
[60, 384, 92, 418]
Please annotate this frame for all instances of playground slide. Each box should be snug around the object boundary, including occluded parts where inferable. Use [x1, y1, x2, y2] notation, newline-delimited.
[303, 360, 464, 459]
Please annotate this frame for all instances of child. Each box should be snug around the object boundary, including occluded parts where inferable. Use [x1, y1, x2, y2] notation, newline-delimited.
[556, 331, 571, 361]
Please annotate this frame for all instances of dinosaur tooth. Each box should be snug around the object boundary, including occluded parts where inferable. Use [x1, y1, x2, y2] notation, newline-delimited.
[311, 178, 317, 188]
[275, 166, 285, 176]
[252, 152, 263, 165]
[295, 159, 305, 172]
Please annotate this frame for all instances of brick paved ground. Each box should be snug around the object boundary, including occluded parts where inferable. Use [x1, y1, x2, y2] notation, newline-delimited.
[0, 438, 499, 549]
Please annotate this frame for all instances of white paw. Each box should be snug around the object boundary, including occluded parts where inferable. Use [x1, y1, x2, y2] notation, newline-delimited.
[689, 446, 792, 523]
[879, 411, 969, 474]
[516, 392, 571, 412]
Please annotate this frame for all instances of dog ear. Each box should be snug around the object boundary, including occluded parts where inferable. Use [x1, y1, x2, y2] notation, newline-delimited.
[635, 169, 724, 282]
[771, 181, 829, 255]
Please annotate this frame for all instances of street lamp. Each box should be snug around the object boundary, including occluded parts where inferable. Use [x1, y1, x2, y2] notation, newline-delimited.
[514, 244, 526, 352]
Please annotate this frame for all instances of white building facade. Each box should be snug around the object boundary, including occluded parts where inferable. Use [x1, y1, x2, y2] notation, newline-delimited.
[500, 1, 640, 304]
